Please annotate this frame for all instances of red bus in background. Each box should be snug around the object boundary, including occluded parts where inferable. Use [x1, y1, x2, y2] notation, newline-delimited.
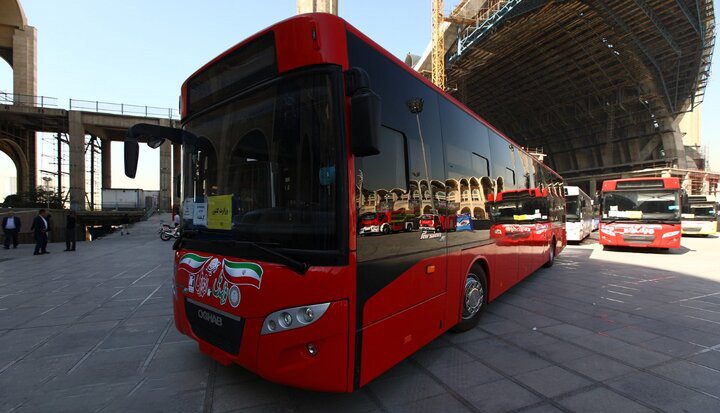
[359, 211, 392, 235]
[419, 213, 457, 232]
[123, 13, 566, 392]
[599, 177, 682, 249]
[488, 188, 565, 252]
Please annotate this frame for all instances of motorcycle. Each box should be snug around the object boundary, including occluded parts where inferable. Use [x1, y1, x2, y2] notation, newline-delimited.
[159, 223, 179, 241]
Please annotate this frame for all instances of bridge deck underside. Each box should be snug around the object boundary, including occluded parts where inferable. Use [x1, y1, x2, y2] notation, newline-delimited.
[447, 0, 714, 182]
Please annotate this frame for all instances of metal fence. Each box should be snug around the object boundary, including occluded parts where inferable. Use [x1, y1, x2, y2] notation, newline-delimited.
[69, 99, 180, 119]
[1, 90, 179, 120]
[0, 91, 58, 108]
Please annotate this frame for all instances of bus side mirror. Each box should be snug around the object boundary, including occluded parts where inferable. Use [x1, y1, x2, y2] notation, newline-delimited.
[346, 68, 381, 157]
[124, 139, 139, 178]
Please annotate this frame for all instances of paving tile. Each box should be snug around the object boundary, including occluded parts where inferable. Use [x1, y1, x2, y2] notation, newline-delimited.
[540, 323, 594, 339]
[386, 393, 472, 413]
[289, 389, 379, 413]
[516, 403, 565, 413]
[688, 350, 720, 371]
[557, 387, 653, 413]
[427, 360, 503, 391]
[561, 354, 637, 382]
[639, 336, 704, 357]
[514, 365, 592, 397]
[528, 341, 592, 363]
[368, 373, 445, 407]
[651, 360, 720, 398]
[601, 326, 660, 343]
[443, 327, 489, 344]
[607, 371, 720, 412]
[569, 334, 671, 368]
[412, 345, 475, 371]
[457, 378, 541, 412]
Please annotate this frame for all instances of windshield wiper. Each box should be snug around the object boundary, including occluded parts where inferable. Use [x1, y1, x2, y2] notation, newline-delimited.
[229, 240, 309, 275]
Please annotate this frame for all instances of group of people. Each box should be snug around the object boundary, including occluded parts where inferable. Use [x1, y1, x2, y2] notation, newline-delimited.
[1, 208, 77, 255]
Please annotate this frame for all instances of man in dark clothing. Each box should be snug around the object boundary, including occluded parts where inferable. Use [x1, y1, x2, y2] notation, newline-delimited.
[65, 210, 77, 251]
[2, 209, 21, 249]
[30, 209, 49, 255]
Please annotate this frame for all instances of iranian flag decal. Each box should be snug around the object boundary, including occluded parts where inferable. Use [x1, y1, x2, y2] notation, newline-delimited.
[178, 253, 210, 273]
[223, 260, 264, 289]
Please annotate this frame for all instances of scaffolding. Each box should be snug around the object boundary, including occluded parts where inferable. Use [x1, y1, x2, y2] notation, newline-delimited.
[437, 0, 716, 183]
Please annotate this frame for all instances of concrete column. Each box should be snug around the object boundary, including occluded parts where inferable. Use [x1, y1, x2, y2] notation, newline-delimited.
[68, 111, 86, 211]
[159, 140, 172, 212]
[660, 128, 687, 169]
[172, 143, 182, 208]
[12, 26, 37, 99]
[296, 0, 338, 14]
[101, 139, 111, 189]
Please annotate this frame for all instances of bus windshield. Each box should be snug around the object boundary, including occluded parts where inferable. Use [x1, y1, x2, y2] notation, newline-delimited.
[180, 69, 343, 253]
[566, 195, 580, 221]
[686, 204, 717, 219]
[602, 190, 680, 221]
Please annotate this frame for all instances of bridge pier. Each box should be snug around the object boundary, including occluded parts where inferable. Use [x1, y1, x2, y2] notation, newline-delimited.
[172, 143, 181, 209]
[101, 138, 111, 189]
[159, 140, 172, 212]
[69, 111, 86, 211]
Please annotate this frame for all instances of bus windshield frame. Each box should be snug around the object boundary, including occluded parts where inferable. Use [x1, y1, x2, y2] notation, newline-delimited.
[602, 188, 681, 222]
[178, 66, 348, 266]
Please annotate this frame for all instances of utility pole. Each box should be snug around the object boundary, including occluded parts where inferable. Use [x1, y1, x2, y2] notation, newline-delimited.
[431, 0, 445, 90]
[56, 133, 62, 201]
[89, 136, 95, 210]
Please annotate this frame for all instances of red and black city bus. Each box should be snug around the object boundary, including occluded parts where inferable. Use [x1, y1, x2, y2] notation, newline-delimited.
[599, 177, 682, 249]
[123, 13, 566, 392]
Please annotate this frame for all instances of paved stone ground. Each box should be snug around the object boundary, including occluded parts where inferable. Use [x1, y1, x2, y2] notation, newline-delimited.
[1, 215, 720, 412]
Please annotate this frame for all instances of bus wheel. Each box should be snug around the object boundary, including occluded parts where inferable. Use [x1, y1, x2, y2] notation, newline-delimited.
[382, 225, 390, 235]
[452, 268, 487, 332]
[543, 238, 556, 268]
[405, 223, 412, 232]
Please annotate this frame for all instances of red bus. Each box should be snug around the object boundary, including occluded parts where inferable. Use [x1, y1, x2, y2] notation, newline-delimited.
[122, 13, 566, 392]
[419, 213, 457, 232]
[488, 188, 566, 266]
[599, 177, 682, 249]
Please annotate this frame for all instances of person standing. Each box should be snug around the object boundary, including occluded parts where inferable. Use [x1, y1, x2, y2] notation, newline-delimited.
[120, 213, 130, 235]
[31, 209, 50, 255]
[2, 209, 21, 249]
[64, 210, 77, 251]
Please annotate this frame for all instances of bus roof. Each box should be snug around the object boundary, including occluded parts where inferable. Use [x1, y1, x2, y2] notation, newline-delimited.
[563, 186, 589, 197]
[180, 13, 563, 181]
[602, 177, 680, 191]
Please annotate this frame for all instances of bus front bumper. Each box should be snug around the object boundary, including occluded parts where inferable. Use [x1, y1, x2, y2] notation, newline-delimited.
[681, 221, 717, 235]
[173, 292, 351, 392]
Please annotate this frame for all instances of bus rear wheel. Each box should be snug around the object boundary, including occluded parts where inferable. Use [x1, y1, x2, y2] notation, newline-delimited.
[452, 267, 487, 332]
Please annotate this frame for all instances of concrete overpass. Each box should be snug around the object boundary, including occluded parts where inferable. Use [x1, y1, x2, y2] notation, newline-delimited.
[0, 0, 181, 211]
[0, 97, 180, 211]
[415, 0, 715, 195]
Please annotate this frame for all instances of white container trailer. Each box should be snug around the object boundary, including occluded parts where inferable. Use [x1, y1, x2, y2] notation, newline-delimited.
[102, 188, 146, 210]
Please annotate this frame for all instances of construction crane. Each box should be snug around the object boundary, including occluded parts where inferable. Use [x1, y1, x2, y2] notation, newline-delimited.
[431, 0, 445, 90]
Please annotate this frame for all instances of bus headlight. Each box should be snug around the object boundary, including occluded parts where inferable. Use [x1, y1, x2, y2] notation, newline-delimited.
[662, 230, 680, 238]
[261, 302, 331, 335]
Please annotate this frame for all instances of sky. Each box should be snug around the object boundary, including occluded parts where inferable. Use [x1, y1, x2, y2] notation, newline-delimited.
[0, 0, 719, 198]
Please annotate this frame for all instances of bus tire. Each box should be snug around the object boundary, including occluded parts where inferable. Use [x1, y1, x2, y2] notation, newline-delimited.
[543, 238, 556, 268]
[405, 223, 412, 232]
[382, 225, 390, 235]
[452, 267, 487, 333]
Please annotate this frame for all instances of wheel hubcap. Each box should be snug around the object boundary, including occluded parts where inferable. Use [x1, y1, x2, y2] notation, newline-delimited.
[462, 276, 483, 319]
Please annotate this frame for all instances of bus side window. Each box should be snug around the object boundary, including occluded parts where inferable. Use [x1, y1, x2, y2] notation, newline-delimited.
[355, 126, 408, 214]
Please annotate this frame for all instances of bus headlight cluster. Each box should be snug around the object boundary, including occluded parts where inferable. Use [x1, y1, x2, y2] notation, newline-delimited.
[261, 302, 331, 335]
[662, 230, 680, 238]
